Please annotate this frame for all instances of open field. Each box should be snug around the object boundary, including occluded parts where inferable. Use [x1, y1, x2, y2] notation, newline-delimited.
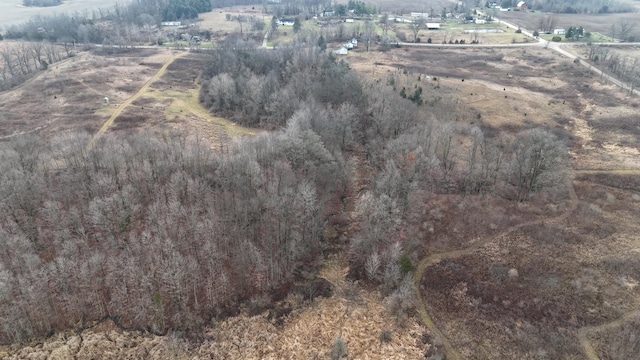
[405, 22, 531, 44]
[0, 0, 124, 31]
[348, 45, 640, 358]
[498, 10, 640, 37]
[0, 47, 257, 147]
[364, 0, 451, 13]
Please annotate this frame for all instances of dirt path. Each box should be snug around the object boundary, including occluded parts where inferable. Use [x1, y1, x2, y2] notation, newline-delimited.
[87, 50, 185, 148]
[413, 180, 579, 360]
[578, 309, 640, 360]
[413, 174, 640, 359]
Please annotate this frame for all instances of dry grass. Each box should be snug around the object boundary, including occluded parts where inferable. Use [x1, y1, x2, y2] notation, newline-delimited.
[0, 48, 257, 147]
[349, 42, 640, 358]
[0, 256, 429, 359]
[197, 6, 266, 35]
[498, 11, 640, 35]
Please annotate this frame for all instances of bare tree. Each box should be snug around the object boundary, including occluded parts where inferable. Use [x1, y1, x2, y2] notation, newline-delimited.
[615, 18, 637, 42]
[363, 20, 375, 52]
[410, 18, 425, 42]
[538, 15, 557, 33]
[379, 13, 389, 35]
[507, 128, 568, 201]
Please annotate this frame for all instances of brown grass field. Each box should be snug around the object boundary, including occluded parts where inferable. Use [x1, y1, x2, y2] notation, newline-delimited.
[0, 47, 257, 147]
[498, 10, 640, 36]
[347, 44, 640, 358]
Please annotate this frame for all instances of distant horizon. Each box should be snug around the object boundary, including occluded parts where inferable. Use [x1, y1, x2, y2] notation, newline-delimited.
[1, 0, 127, 31]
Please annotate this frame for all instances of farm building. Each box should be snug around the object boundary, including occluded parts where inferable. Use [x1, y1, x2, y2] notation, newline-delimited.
[516, 1, 527, 11]
[475, 18, 486, 24]
[554, 28, 565, 35]
[426, 23, 441, 30]
[161, 21, 181, 26]
[411, 12, 429, 18]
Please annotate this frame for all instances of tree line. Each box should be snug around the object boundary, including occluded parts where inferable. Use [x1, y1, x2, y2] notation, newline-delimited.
[585, 44, 640, 93]
[5, 0, 214, 42]
[22, 0, 62, 7]
[496, 0, 634, 13]
[0, 41, 66, 91]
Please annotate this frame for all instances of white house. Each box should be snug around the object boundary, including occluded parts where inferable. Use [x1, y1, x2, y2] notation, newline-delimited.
[349, 38, 358, 47]
[411, 12, 429, 18]
[344, 42, 354, 49]
[475, 19, 486, 24]
[426, 23, 441, 30]
[393, 17, 413, 23]
[161, 21, 181, 26]
[277, 18, 295, 26]
[345, 18, 354, 23]
[553, 28, 565, 35]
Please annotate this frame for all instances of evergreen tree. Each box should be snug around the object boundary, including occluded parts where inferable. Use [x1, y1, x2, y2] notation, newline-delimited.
[317, 34, 326, 50]
[293, 17, 301, 33]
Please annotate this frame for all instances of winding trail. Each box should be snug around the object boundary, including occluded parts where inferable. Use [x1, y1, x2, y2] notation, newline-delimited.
[578, 309, 640, 360]
[87, 50, 185, 149]
[413, 173, 640, 359]
[413, 180, 578, 360]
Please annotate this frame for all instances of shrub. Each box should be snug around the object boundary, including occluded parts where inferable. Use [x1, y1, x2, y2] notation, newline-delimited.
[398, 253, 414, 275]
[380, 327, 393, 343]
[552, 36, 562, 42]
[331, 337, 347, 359]
[385, 276, 415, 325]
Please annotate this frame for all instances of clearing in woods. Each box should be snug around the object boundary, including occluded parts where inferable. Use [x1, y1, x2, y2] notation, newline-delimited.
[88, 51, 187, 148]
[87, 49, 259, 147]
[0, 47, 257, 146]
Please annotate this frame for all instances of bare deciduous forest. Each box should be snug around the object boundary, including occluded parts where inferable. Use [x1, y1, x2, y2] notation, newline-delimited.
[0, 43, 569, 345]
[3, 0, 640, 358]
